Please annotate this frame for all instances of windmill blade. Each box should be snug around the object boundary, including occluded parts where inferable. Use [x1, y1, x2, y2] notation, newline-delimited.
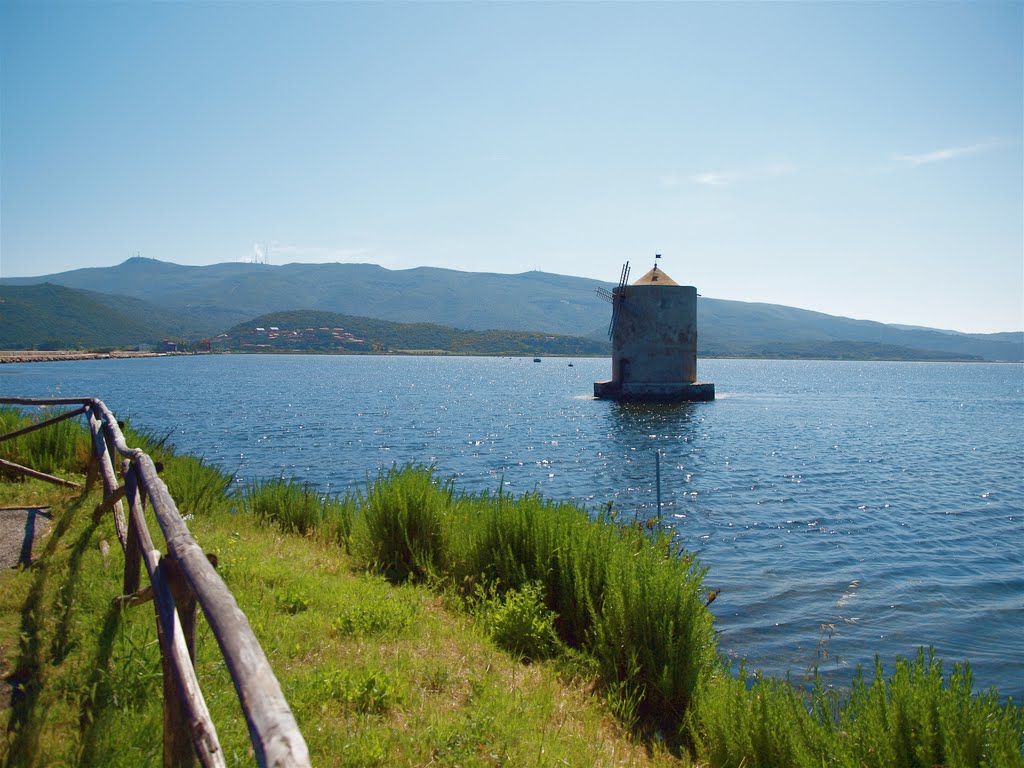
[606, 261, 630, 339]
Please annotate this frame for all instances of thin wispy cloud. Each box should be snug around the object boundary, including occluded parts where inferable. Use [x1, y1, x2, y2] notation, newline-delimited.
[661, 162, 795, 188]
[691, 171, 740, 187]
[895, 139, 1000, 166]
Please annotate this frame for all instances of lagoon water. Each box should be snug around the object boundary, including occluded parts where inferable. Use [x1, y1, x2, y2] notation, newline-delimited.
[3, 355, 1023, 698]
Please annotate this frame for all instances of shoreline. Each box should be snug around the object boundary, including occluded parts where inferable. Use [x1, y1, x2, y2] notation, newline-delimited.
[0, 350, 204, 365]
[1, 349, 1015, 365]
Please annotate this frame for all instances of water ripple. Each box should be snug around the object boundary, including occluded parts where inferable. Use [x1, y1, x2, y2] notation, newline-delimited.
[4, 356, 1022, 699]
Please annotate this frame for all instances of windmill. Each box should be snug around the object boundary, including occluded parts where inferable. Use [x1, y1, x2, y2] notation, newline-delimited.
[596, 261, 631, 340]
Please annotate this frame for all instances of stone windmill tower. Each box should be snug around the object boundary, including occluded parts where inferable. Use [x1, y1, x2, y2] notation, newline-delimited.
[594, 257, 715, 401]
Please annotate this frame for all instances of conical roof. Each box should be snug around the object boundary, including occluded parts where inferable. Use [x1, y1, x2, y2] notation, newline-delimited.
[632, 265, 679, 286]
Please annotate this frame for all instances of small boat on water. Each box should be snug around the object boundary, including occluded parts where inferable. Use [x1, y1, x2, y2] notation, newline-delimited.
[533, 358, 541, 363]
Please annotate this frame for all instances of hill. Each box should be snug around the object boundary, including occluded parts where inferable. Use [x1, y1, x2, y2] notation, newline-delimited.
[0, 283, 175, 350]
[215, 310, 610, 356]
[2, 258, 1021, 361]
[0, 257, 608, 339]
[699, 299, 1018, 362]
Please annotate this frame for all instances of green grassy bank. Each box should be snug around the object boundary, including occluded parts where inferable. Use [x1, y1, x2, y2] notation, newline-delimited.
[1, 406, 1021, 767]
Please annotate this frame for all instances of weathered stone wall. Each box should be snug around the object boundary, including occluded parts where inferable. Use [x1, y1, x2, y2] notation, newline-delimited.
[611, 284, 698, 385]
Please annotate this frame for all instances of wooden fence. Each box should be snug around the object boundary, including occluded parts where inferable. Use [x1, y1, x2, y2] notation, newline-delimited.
[0, 397, 311, 767]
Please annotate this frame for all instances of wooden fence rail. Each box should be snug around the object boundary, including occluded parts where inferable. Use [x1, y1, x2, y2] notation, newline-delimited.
[0, 397, 311, 768]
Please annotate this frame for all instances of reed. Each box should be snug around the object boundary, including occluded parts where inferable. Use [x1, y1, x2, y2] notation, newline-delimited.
[355, 465, 451, 581]
[0, 405, 92, 476]
[689, 651, 1024, 767]
[836, 650, 1024, 768]
[689, 665, 834, 767]
[238, 477, 341, 536]
[158, 455, 233, 518]
[316, 491, 357, 552]
[363, 468, 718, 743]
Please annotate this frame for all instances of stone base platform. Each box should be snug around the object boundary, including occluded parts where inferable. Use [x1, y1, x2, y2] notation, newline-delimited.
[593, 380, 715, 402]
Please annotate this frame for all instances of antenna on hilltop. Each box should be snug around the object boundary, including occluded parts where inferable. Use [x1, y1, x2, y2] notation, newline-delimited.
[248, 243, 272, 265]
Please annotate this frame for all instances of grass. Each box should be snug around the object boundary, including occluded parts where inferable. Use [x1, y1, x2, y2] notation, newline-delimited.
[0, 409, 677, 767]
[689, 654, 1024, 768]
[0, 406, 1021, 767]
[0, 406, 92, 478]
[0, 482, 672, 767]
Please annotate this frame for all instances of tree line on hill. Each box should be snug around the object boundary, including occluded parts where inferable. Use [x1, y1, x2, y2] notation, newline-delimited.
[2, 259, 1021, 361]
[214, 310, 610, 356]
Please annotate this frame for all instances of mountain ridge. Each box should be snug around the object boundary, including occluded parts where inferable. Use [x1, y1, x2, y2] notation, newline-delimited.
[2, 257, 1021, 361]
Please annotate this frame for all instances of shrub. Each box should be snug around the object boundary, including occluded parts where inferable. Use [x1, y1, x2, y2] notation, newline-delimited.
[589, 527, 716, 738]
[239, 478, 324, 535]
[317, 492, 357, 552]
[689, 651, 1024, 768]
[690, 665, 834, 767]
[449, 487, 716, 740]
[473, 581, 561, 662]
[159, 455, 233, 517]
[450, 491, 615, 650]
[357, 465, 450, 582]
[838, 650, 1024, 768]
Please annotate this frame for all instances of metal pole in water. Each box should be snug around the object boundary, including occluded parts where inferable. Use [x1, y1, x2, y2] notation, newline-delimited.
[655, 450, 662, 511]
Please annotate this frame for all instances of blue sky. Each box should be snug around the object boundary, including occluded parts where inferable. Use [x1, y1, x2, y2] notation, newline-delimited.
[2, 1, 1021, 333]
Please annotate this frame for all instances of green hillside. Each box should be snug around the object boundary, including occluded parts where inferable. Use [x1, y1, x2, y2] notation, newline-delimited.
[1, 258, 609, 339]
[82, 288, 231, 338]
[216, 310, 611, 356]
[699, 339, 984, 362]
[3, 258, 1021, 360]
[0, 283, 175, 350]
[698, 299, 1018, 361]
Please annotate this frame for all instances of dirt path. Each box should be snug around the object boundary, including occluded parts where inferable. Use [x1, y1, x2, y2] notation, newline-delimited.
[0, 506, 52, 569]
[0, 507, 52, 716]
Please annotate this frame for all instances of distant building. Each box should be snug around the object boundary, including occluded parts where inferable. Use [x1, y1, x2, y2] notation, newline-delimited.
[594, 260, 714, 402]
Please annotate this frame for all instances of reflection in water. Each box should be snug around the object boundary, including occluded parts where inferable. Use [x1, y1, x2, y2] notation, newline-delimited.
[596, 401, 702, 517]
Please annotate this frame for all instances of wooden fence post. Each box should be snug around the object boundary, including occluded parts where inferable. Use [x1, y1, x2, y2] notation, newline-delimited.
[157, 555, 198, 768]
[1, 397, 308, 767]
[122, 462, 142, 599]
[85, 452, 100, 494]
[165, 557, 198, 662]
[86, 409, 127, 547]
